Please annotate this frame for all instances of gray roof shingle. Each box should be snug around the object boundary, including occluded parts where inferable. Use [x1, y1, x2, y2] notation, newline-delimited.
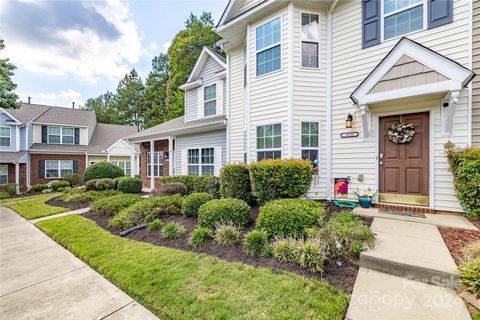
[7, 104, 49, 124]
[0, 151, 27, 163]
[34, 106, 96, 126]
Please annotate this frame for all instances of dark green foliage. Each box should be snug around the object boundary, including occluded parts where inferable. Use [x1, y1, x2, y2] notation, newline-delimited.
[63, 174, 81, 186]
[214, 223, 241, 246]
[90, 194, 142, 216]
[249, 159, 313, 204]
[148, 219, 163, 231]
[0, 39, 20, 109]
[95, 178, 116, 191]
[2, 183, 17, 196]
[256, 199, 325, 238]
[446, 146, 480, 216]
[30, 184, 49, 193]
[220, 164, 252, 203]
[458, 258, 480, 296]
[144, 53, 170, 128]
[50, 181, 70, 191]
[83, 162, 124, 182]
[181, 192, 211, 217]
[161, 175, 220, 198]
[243, 230, 271, 257]
[117, 177, 142, 194]
[198, 199, 250, 230]
[60, 188, 121, 203]
[188, 227, 213, 248]
[0, 192, 9, 199]
[160, 182, 188, 196]
[161, 221, 185, 239]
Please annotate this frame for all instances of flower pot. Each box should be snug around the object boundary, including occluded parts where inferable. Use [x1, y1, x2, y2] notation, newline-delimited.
[358, 197, 372, 209]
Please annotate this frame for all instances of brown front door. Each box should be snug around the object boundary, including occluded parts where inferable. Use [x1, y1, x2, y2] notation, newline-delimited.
[379, 112, 429, 206]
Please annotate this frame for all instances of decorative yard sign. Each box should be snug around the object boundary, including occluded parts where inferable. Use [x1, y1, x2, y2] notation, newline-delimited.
[340, 132, 359, 138]
[334, 178, 349, 199]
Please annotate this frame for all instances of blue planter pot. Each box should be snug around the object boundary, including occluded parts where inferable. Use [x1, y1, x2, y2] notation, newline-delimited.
[358, 197, 372, 209]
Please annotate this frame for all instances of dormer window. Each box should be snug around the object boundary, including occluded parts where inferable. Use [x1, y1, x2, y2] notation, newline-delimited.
[204, 84, 217, 116]
[256, 17, 281, 76]
[47, 127, 61, 144]
[46, 126, 76, 144]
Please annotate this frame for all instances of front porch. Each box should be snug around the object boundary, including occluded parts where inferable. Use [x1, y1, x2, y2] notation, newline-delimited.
[138, 138, 174, 191]
[0, 152, 28, 193]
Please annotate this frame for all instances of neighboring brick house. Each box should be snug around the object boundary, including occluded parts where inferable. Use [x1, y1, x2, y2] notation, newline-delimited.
[0, 103, 139, 192]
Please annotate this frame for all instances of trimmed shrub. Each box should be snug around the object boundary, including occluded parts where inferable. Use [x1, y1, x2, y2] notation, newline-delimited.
[463, 241, 480, 262]
[161, 221, 185, 239]
[60, 188, 121, 203]
[214, 223, 240, 246]
[220, 164, 252, 203]
[298, 239, 327, 274]
[458, 258, 480, 296]
[30, 184, 49, 193]
[95, 178, 116, 191]
[90, 194, 142, 216]
[182, 193, 211, 217]
[161, 176, 220, 198]
[41, 188, 53, 193]
[83, 162, 124, 182]
[159, 182, 188, 196]
[64, 173, 81, 186]
[249, 159, 313, 204]
[188, 227, 213, 248]
[0, 192, 9, 199]
[50, 181, 70, 191]
[243, 230, 271, 257]
[2, 183, 17, 196]
[256, 199, 325, 238]
[117, 177, 142, 194]
[148, 219, 163, 231]
[109, 195, 182, 229]
[85, 179, 98, 191]
[446, 146, 480, 216]
[198, 198, 250, 230]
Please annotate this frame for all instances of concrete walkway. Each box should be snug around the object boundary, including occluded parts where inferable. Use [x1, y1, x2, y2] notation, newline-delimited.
[0, 206, 158, 320]
[30, 207, 90, 224]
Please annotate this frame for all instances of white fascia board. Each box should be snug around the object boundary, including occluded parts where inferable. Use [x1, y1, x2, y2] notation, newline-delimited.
[32, 122, 88, 128]
[105, 138, 131, 152]
[187, 47, 226, 83]
[0, 108, 21, 124]
[216, 0, 277, 33]
[179, 79, 203, 91]
[215, 70, 227, 79]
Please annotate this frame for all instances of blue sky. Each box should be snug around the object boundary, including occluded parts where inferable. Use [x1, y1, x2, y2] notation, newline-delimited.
[0, 0, 228, 108]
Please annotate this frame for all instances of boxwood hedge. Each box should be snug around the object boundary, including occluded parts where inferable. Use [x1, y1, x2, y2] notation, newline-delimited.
[198, 199, 250, 230]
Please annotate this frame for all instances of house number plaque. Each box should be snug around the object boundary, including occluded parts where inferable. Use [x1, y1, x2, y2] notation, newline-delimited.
[340, 132, 359, 138]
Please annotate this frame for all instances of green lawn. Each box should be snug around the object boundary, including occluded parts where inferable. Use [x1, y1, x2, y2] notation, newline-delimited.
[3, 193, 68, 219]
[36, 215, 349, 320]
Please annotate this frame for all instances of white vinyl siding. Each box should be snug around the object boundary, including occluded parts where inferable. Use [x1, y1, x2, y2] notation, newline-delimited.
[0, 126, 11, 147]
[0, 165, 7, 185]
[147, 152, 164, 177]
[45, 160, 73, 178]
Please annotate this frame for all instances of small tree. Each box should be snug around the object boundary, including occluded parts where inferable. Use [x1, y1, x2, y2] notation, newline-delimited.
[0, 39, 20, 109]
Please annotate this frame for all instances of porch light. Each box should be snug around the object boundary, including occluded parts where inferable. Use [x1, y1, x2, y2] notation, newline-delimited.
[345, 113, 353, 128]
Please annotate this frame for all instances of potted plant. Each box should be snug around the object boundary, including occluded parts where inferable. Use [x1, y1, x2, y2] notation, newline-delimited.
[354, 188, 377, 208]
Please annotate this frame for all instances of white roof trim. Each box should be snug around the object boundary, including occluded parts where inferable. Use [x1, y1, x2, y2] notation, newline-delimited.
[105, 139, 131, 153]
[186, 47, 226, 83]
[179, 79, 203, 91]
[0, 108, 21, 124]
[216, 0, 275, 32]
[351, 37, 475, 105]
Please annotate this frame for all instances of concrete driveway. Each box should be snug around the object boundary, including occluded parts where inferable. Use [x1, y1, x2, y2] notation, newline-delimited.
[0, 206, 158, 320]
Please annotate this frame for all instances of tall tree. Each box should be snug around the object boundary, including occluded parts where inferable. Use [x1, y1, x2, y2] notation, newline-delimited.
[165, 12, 223, 121]
[144, 53, 170, 128]
[84, 91, 121, 124]
[115, 68, 146, 130]
[0, 39, 20, 109]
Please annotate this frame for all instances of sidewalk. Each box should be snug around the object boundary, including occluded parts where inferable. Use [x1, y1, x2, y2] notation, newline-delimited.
[0, 206, 158, 320]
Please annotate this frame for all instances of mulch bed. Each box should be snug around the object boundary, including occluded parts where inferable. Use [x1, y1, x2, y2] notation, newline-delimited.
[438, 226, 480, 265]
[82, 201, 373, 294]
[467, 216, 480, 230]
[46, 196, 90, 211]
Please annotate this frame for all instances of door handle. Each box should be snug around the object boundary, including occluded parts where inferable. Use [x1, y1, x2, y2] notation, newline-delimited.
[379, 161, 384, 166]
[379, 153, 384, 159]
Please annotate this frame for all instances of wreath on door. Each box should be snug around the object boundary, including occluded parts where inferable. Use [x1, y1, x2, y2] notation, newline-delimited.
[387, 123, 415, 144]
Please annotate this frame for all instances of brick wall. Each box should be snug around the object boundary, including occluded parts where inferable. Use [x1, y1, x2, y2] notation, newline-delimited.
[140, 140, 170, 190]
[0, 163, 27, 193]
[30, 153, 86, 185]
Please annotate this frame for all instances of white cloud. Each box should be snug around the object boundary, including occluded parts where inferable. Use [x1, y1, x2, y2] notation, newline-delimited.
[19, 89, 84, 108]
[162, 41, 172, 53]
[2, 0, 144, 83]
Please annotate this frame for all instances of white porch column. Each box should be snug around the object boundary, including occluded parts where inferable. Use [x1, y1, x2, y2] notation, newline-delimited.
[150, 140, 155, 191]
[359, 104, 371, 139]
[168, 136, 174, 176]
[130, 143, 136, 177]
[15, 162, 19, 194]
[137, 154, 140, 176]
[107, 154, 110, 162]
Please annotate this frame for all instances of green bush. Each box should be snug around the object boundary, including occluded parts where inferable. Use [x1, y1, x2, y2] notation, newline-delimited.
[148, 219, 163, 231]
[117, 177, 142, 194]
[446, 146, 480, 216]
[64, 173, 81, 186]
[30, 184, 49, 193]
[2, 183, 17, 196]
[159, 182, 188, 196]
[249, 159, 313, 204]
[214, 223, 240, 246]
[188, 227, 213, 248]
[161, 221, 185, 239]
[0, 192, 9, 199]
[220, 164, 252, 203]
[458, 258, 480, 296]
[41, 188, 53, 193]
[95, 178, 116, 191]
[161, 176, 220, 198]
[198, 198, 250, 230]
[60, 188, 121, 203]
[109, 195, 182, 229]
[182, 193, 211, 217]
[256, 199, 325, 238]
[83, 162, 124, 182]
[243, 230, 271, 257]
[50, 181, 70, 191]
[84, 179, 97, 191]
[298, 239, 327, 274]
[90, 194, 142, 216]
[272, 238, 301, 263]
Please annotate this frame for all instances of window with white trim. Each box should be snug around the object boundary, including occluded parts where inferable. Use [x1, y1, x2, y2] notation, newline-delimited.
[257, 123, 282, 161]
[204, 84, 217, 116]
[0, 165, 7, 185]
[45, 160, 73, 178]
[47, 126, 61, 144]
[383, 0, 424, 40]
[301, 122, 319, 161]
[188, 148, 214, 176]
[301, 13, 319, 68]
[62, 127, 74, 144]
[111, 160, 131, 175]
[48, 126, 75, 144]
[147, 152, 163, 177]
[0, 126, 11, 147]
[256, 17, 281, 76]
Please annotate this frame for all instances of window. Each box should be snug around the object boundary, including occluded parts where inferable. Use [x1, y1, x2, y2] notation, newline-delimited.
[301, 13, 319, 68]
[204, 84, 217, 116]
[383, 0, 424, 40]
[256, 18, 281, 76]
[111, 160, 131, 175]
[188, 148, 214, 176]
[48, 127, 61, 144]
[257, 123, 281, 161]
[0, 165, 7, 185]
[62, 128, 74, 144]
[147, 152, 163, 177]
[301, 122, 319, 162]
[48, 126, 76, 144]
[0, 126, 11, 147]
[45, 160, 73, 178]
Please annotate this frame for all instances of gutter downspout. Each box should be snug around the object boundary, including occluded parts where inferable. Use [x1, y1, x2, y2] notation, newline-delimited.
[288, 1, 294, 158]
[326, 0, 339, 200]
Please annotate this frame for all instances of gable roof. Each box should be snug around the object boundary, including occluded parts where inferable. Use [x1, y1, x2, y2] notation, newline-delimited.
[0, 104, 50, 124]
[185, 47, 226, 84]
[33, 106, 96, 126]
[350, 37, 475, 105]
[217, 0, 267, 27]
